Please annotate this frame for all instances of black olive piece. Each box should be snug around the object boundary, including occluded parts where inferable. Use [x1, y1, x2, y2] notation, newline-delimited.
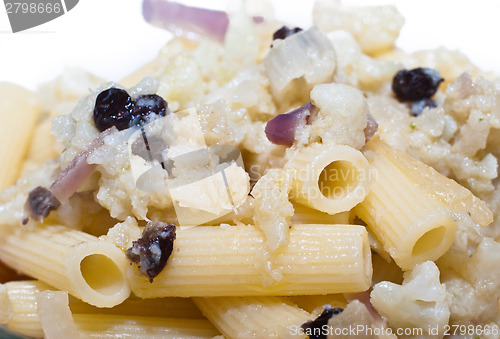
[392, 68, 444, 102]
[301, 306, 344, 339]
[93, 87, 134, 132]
[130, 94, 168, 127]
[126, 222, 176, 282]
[272, 26, 303, 40]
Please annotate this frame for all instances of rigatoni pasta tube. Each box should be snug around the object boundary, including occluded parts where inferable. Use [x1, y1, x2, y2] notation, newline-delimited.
[128, 224, 372, 298]
[0, 82, 40, 190]
[2, 280, 52, 338]
[291, 202, 349, 225]
[0, 225, 130, 307]
[73, 314, 220, 338]
[354, 137, 457, 270]
[2, 280, 219, 339]
[289, 143, 373, 215]
[193, 296, 311, 338]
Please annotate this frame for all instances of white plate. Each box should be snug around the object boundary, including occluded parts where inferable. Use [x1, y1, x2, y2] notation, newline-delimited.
[0, 0, 499, 89]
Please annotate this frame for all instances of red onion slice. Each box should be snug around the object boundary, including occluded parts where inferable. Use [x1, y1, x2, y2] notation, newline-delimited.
[143, 0, 229, 43]
[265, 102, 317, 147]
[49, 127, 118, 202]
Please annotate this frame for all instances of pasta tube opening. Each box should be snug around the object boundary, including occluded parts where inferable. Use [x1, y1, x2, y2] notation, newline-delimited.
[318, 160, 359, 199]
[0, 225, 130, 308]
[70, 241, 130, 308]
[355, 138, 458, 270]
[80, 254, 126, 296]
[411, 226, 447, 258]
[290, 143, 373, 215]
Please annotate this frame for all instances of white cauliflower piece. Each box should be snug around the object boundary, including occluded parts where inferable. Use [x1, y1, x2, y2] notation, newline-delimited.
[251, 168, 294, 251]
[443, 238, 500, 324]
[327, 300, 396, 339]
[169, 162, 250, 223]
[204, 65, 276, 119]
[328, 30, 402, 90]
[313, 0, 404, 55]
[264, 26, 336, 104]
[310, 83, 369, 149]
[157, 53, 207, 111]
[101, 217, 141, 252]
[371, 261, 450, 338]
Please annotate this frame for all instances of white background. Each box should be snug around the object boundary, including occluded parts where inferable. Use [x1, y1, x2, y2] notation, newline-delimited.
[0, 0, 499, 90]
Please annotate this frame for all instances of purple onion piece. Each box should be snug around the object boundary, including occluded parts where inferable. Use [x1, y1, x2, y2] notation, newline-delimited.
[49, 127, 118, 202]
[143, 0, 229, 43]
[265, 102, 316, 147]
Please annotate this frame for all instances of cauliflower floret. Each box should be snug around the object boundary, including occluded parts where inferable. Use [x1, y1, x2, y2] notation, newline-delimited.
[309, 83, 368, 149]
[371, 261, 450, 338]
[156, 53, 207, 111]
[102, 216, 141, 252]
[328, 30, 402, 90]
[327, 300, 396, 339]
[251, 168, 294, 251]
[313, 0, 404, 55]
[263, 26, 336, 108]
[442, 238, 500, 324]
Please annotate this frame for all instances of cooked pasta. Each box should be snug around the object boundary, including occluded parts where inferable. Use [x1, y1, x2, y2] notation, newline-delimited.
[36, 290, 80, 339]
[73, 314, 220, 338]
[0, 0, 499, 337]
[128, 224, 372, 298]
[194, 296, 311, 339]
[0, 225, 130, 307]
[0, 83, 40, 190]
[0, 284, 12, 325]
[1, 280, 51, 338]
[289, 143, 373, 215]
[22, 118, 60, 175]
[1, 280, 219, 338]
[354, 137, 458, 270]
[291, 202, 349, 225]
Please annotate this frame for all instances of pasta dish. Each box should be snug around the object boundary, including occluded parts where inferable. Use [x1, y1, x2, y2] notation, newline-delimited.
[0, 0, 499, 338]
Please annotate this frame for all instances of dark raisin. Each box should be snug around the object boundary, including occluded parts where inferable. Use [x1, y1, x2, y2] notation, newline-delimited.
[93, 87, 134, 132]
[126, 222, 176, 282]
[130, 94, 168, 126]
[301, 305, 343, 339]
[93, 89, 169, 132]
[392, 68, 444, 101]
[25, 186, 61, 222]
[272, 26, 303, 40]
